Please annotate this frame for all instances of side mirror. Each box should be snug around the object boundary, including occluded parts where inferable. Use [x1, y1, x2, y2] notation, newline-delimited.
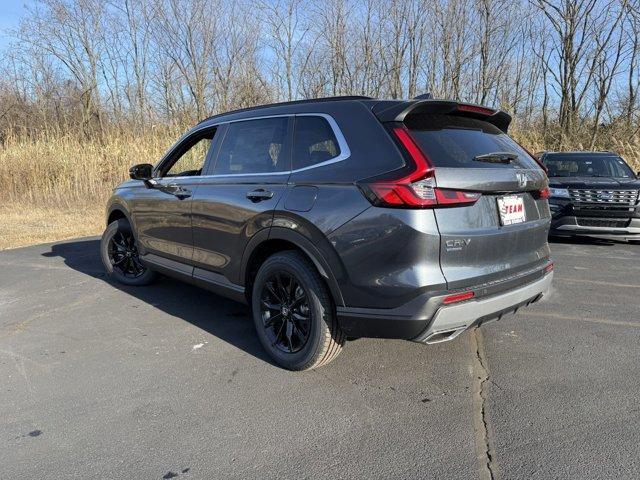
[129, 163, 153, 180]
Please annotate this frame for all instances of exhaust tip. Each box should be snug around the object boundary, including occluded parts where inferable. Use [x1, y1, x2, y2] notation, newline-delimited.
[422, 327, 467, 344]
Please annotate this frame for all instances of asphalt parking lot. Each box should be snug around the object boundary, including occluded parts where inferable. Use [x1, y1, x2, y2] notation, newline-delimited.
[1, 237, 639, 479]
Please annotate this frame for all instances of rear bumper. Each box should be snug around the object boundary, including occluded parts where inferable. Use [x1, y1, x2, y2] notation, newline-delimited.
[413, 272, 552, 343]
[336, 269, 553, 342]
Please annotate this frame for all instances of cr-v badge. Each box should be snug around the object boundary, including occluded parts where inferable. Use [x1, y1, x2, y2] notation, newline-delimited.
[445, 238, 471, 252]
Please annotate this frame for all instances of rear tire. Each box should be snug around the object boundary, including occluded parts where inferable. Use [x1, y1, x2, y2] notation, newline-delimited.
[252, 251, 344, 370]
[100, 219, 157, 286]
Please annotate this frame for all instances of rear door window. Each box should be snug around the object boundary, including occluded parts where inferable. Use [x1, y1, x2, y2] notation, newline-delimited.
[405, 114, 538, 169]
[213, 118, 289, 175]
[293, 116, 340, 170]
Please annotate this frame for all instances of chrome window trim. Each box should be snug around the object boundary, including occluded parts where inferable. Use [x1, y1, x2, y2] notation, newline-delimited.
[158, 112, 351, 180]
[292, 113, 351, 173]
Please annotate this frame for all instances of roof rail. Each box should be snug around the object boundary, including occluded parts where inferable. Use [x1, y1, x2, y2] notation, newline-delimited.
[198, 95, 372, 124]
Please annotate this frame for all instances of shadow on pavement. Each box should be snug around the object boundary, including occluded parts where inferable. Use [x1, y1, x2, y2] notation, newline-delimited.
[42, 238, 274, 365]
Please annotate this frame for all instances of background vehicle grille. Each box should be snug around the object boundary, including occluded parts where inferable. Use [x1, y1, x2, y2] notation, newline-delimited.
[569, 189, 639, 206]
[576, 218, 630, 228]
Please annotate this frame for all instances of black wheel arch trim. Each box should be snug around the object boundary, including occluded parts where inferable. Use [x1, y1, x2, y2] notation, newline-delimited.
[106, 202, 133, 227]
[240, 226, 346, 307]
[105, 202, 148, 254]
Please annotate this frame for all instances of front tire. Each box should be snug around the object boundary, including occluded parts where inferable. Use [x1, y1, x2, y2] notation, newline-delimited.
[252, 251, 344, 370]
[100, 219, 157, 286]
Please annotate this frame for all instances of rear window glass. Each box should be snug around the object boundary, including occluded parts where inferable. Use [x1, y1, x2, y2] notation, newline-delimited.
[405, 114, 539, 169]
[293, 116, 340, 170]
[214, 118, 288, 175]
[543, 156, 635, 178]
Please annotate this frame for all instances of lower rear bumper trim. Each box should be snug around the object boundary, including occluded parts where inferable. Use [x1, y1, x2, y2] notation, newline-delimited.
[336, 270, 553, 340]
[413, 273, 552, 343]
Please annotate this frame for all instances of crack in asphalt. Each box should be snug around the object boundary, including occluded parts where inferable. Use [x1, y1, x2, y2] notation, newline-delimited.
[471, 329, 498, 480]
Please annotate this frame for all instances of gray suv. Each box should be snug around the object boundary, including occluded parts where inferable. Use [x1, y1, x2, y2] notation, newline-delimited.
[101, 96, 554, 370]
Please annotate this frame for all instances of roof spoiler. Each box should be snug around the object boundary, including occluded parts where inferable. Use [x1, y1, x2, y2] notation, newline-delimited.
[372, 100, 512, 133]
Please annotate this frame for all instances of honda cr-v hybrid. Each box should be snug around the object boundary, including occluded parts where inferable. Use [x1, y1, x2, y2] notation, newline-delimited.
[101, 96, 553, 370]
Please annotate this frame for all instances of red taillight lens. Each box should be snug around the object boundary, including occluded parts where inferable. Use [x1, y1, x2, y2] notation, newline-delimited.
[359, 126, 481, 209]
[538, 187, 551, 199]
[436, 189, 482, 205]
[544, 262, 554, 274]
[443, 291, 475, 305]
[367, 178, 437, 206]
[390, 127, 431, 178]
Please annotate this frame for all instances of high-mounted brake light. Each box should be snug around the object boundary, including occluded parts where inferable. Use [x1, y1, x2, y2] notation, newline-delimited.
[359, 126, 481, 208]
[443, 291, 475, 305]
[456, 104, 495, 116]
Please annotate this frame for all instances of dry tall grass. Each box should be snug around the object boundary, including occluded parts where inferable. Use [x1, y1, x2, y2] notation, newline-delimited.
[1, 126, 639, 250]
[0, 126, 183, 249]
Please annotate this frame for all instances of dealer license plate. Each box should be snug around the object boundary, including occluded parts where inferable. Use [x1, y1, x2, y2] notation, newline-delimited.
[497, 195, 526, 225]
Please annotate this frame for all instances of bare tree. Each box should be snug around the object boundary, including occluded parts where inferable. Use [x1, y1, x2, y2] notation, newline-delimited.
[18, 0, 108, 135]
[258, 0, 308, 101]
[0, 0, 638, 158]
[532, 0, 627, 142]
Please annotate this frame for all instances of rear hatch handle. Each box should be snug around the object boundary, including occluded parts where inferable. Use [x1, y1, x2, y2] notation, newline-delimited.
[473, 152, 518, 164]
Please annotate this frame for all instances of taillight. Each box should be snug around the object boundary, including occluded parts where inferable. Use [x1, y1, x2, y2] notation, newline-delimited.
[544, 262, 554, 274]
[359, 126, 481, 209]
[537, 187, 551, 199]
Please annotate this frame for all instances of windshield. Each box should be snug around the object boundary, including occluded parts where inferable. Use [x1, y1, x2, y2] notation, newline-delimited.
[405, 114, 540, 170]
[544, 155, 635, 178]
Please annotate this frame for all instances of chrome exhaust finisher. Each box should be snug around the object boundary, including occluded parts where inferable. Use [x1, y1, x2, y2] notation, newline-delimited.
[413, 272, 553, 344]
[422, 327, 468, 344]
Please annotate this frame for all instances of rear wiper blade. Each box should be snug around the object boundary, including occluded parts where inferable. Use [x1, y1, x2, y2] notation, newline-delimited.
[473, 152, 518, 164]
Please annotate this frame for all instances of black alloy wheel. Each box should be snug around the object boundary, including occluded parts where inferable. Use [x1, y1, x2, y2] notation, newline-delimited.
[251, 251, 344, 370]
[108, 230, 145, 278]
[260, 272, 311, 353]
[100, 218, 157, 286]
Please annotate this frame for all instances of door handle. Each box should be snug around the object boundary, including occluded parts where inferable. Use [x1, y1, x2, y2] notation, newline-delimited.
[166, 184, 192, 199]
[246, 189, 274, 202]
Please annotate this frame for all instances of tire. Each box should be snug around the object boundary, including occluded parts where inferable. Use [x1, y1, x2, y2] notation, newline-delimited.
[251, 251, 344, 370]
[100, 218, 157, 286]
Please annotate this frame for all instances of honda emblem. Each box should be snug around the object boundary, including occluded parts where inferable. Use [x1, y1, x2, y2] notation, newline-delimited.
[516, 172, 527, 188]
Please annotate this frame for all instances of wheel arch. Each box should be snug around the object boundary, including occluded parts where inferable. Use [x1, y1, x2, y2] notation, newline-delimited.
[107, 208, 127, 225]
[241, 227, 345, 307]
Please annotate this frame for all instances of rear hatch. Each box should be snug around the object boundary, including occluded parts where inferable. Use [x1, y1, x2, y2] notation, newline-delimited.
[368, 101, 551, 291]
[408, 113, 550, 289]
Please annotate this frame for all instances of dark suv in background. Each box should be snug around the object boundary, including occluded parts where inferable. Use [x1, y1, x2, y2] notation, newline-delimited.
[541, 151, 640, 241]
[101, 96, 553, 370]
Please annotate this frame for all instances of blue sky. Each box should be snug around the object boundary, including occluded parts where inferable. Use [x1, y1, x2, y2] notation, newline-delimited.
[0, 0, 32, 49]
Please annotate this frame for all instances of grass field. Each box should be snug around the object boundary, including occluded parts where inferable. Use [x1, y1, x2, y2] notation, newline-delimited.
[1, 127, 639, 250]
[0, 128, 179, 250]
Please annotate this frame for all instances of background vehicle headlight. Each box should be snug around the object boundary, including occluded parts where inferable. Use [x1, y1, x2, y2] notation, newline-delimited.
[549, 188, 570, 199]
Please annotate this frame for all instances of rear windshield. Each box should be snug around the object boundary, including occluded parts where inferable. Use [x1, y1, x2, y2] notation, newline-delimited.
[543, 155, 635, 178]
[405, 114, 539, 169]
